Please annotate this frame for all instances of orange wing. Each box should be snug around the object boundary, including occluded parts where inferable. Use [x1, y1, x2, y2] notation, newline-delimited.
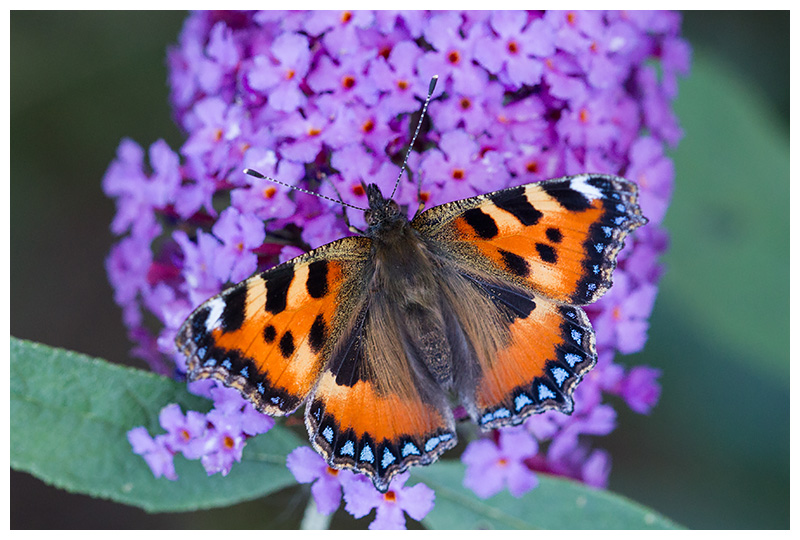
[176, 235, 371, 415]
[177, 233, 457, 492]
[413, 174, 645, 428]
[305, 297, 457, 492]
[412, 174, 646, 305]
[456, 275, 597, 428]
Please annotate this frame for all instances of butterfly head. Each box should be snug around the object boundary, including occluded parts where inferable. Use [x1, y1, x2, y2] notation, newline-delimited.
[363, 183, 405, 234]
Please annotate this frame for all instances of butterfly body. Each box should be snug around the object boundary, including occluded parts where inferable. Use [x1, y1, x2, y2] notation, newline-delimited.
[177, 173, 646, 491]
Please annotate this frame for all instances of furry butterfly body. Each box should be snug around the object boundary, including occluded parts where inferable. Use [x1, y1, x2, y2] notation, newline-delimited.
[176, 173, 646, 491]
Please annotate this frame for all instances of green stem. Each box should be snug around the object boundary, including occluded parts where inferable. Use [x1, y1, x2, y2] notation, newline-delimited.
[300, 494, 332, 530]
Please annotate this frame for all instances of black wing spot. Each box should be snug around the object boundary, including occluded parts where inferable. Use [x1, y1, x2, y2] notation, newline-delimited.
[463, 208, 499, 239]
[536, 243, 558, 264]
[263, 324, 277, 344]
[306, 260, 329, 299]
[264, 265, 294, 314]
[546, 227, 563, 243]
[309, 314, 328, 354]
[221, 283, 247, 332]
[542, 179, 592, 212]
[190, 307, 211, 341]
[461, 274, 536, 321]
[499, 248, 531, 278]
[279, 330, 295, 358]
[493, 187, 543, 226]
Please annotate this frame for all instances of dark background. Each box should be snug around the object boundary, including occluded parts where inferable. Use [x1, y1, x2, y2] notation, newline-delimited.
[10, 11, 789, 529]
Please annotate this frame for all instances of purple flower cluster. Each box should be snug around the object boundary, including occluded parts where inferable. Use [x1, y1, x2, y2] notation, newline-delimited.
[287, 446, 434, 529]
[128, 381, 274, 479]
[106, 10, 689, 527]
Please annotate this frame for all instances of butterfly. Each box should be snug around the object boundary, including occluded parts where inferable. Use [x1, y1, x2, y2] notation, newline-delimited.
[175, 79, 647, 492]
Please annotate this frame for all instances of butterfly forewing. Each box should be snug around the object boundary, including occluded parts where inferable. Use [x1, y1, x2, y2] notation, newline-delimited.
[176, 236, 371, 415]
[412, 174, 646, 305]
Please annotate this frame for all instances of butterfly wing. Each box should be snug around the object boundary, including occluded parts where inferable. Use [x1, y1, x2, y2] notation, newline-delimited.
[412, 174, 646, 427]
[451, 274, 599, 428]
[178, 233, 457, 492]
[413, 174, 646, 305]
[306, 285, 457, 492]
[176, 235, 373, 415]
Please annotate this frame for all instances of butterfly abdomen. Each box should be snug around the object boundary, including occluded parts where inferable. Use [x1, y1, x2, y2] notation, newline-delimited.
[369, 222, 456, 388]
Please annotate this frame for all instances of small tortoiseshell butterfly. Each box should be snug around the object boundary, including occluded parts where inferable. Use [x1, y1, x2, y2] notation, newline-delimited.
[176, 77, 646, 492]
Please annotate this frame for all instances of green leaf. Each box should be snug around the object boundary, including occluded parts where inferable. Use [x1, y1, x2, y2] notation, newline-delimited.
[413, 461, 681, 529]
[10, 337, 305, 512]
[11, 338, 685, 526]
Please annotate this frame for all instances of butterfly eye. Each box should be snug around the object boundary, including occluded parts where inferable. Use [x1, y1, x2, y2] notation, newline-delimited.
[386, 200, 400, 215]
[364, 209, 373, 224]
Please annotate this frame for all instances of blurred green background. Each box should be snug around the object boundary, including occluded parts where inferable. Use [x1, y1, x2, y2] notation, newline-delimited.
[10, 11, 789, 529]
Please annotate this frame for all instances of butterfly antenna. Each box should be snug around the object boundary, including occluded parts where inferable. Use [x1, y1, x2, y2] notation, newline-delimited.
[388, 75, 438, 203]
[243, 168, 367, 212]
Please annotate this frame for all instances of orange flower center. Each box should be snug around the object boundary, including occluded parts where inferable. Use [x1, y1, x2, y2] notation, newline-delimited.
[352, 184, 365, 196]
[447, 50, 461, 65]
[452, 169, 465, 180]
[223, 436, 235, 450]
[397, 80, 409, 90]
[459, 97, 472, 110]
[362, 119, 375, 133]
[341, 11, 352, 23]
[526, 161, 539, 173]
[342, 75, 356, 89]
[326, 466, 339, 476]
[383, 490, 397, 502]
[579, 108, 589, 124]
[263, 186, 277, 199]
[285, 68, 295, 80]
[507, 40, 519, 54]
[308, 127, 321, 137]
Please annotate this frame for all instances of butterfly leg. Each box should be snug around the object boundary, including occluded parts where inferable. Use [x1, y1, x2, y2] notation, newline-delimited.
[415, 172, 427, 215]
[343, 209, 364, 235]
[323, 174, 365, 235]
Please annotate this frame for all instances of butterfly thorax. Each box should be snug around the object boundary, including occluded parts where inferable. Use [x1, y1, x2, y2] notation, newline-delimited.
[361, 184, 455, 388]
[362, 184, 431, 286]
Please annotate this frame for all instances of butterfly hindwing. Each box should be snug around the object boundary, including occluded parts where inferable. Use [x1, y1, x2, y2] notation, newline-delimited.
[306, 281, 458, 491]
[457, 274, 597, 428]
[307, 370, 456, 492]
[177, 235, 371, 415]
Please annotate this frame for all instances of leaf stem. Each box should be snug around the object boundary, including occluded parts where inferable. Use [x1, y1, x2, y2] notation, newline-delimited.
[299, 494, 332, 530]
